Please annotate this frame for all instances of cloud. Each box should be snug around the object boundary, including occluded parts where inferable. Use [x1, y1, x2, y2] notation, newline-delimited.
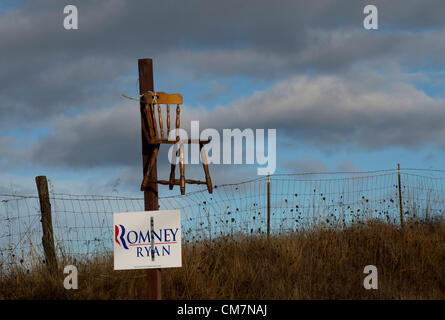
[2, 0, 445, 129]
[185, 72, 445, 150]
[336, 159, 361, 172]
[26, 70, 445, 170]
[0, 135, 31, 170]
[284, 158, 329, 173]
[3, 0, 445, 195]
[30, 100, 141, 167]
[283, 158, 363, 174]
[0, 136, 16, 158]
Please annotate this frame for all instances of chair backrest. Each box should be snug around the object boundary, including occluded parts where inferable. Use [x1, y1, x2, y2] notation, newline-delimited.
[143, 92, 183, 141]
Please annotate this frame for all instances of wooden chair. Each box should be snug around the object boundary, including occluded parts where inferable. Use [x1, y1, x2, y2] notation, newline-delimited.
[140, 91, 213, 195]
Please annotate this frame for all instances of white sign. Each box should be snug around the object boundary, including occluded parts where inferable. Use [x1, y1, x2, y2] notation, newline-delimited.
[113, 210, 181, 270]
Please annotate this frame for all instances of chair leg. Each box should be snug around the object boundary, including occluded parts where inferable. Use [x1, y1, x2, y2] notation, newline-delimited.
[179, 144, 185, 195]
[169, 144, 177, 190]
[200, 143, 213, 194]
[141, 144, 159, 191]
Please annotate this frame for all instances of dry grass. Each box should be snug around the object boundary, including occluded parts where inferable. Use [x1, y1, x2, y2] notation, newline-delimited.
[1, 219, 444, 299]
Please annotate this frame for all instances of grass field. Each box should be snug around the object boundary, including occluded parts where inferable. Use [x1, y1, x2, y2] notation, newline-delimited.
[1, 219, 444, 299]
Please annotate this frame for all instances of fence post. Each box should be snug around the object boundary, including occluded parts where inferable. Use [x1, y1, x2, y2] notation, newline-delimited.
[397, 164, 405, 229]
[267, 173, 271, 239]
[35, 176, 58, 276]
[138, 58, 162, 300]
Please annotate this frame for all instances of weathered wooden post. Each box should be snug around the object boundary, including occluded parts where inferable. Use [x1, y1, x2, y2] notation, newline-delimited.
[138, 58, 162, 300]
[35, 176, 58, 276]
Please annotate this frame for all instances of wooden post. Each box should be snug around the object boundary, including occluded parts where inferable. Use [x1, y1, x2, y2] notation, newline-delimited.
[138, 58, 161, 300]
[397, 164, 404, 229]
[267, 173, 271, 239]
[35, 176, 58, 276]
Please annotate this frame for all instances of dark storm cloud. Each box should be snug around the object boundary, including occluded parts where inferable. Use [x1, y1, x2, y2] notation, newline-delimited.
[2, 0, 445, 129]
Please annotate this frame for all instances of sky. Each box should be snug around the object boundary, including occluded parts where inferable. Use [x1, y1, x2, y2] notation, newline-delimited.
[1, 0, 445, 196]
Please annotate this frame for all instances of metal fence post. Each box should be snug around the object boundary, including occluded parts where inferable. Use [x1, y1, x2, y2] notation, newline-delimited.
[397, 164, 405, 229]
[267, 173, 271, 239]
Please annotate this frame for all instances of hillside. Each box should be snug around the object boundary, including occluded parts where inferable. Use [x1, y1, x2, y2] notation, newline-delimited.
[1, 219, 444, 299]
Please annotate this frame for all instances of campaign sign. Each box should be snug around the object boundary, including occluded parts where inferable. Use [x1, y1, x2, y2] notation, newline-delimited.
[114, 210, 181, 270]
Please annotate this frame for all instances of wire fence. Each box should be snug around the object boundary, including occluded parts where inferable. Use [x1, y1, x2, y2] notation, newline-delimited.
[1, 169, 445, 274]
